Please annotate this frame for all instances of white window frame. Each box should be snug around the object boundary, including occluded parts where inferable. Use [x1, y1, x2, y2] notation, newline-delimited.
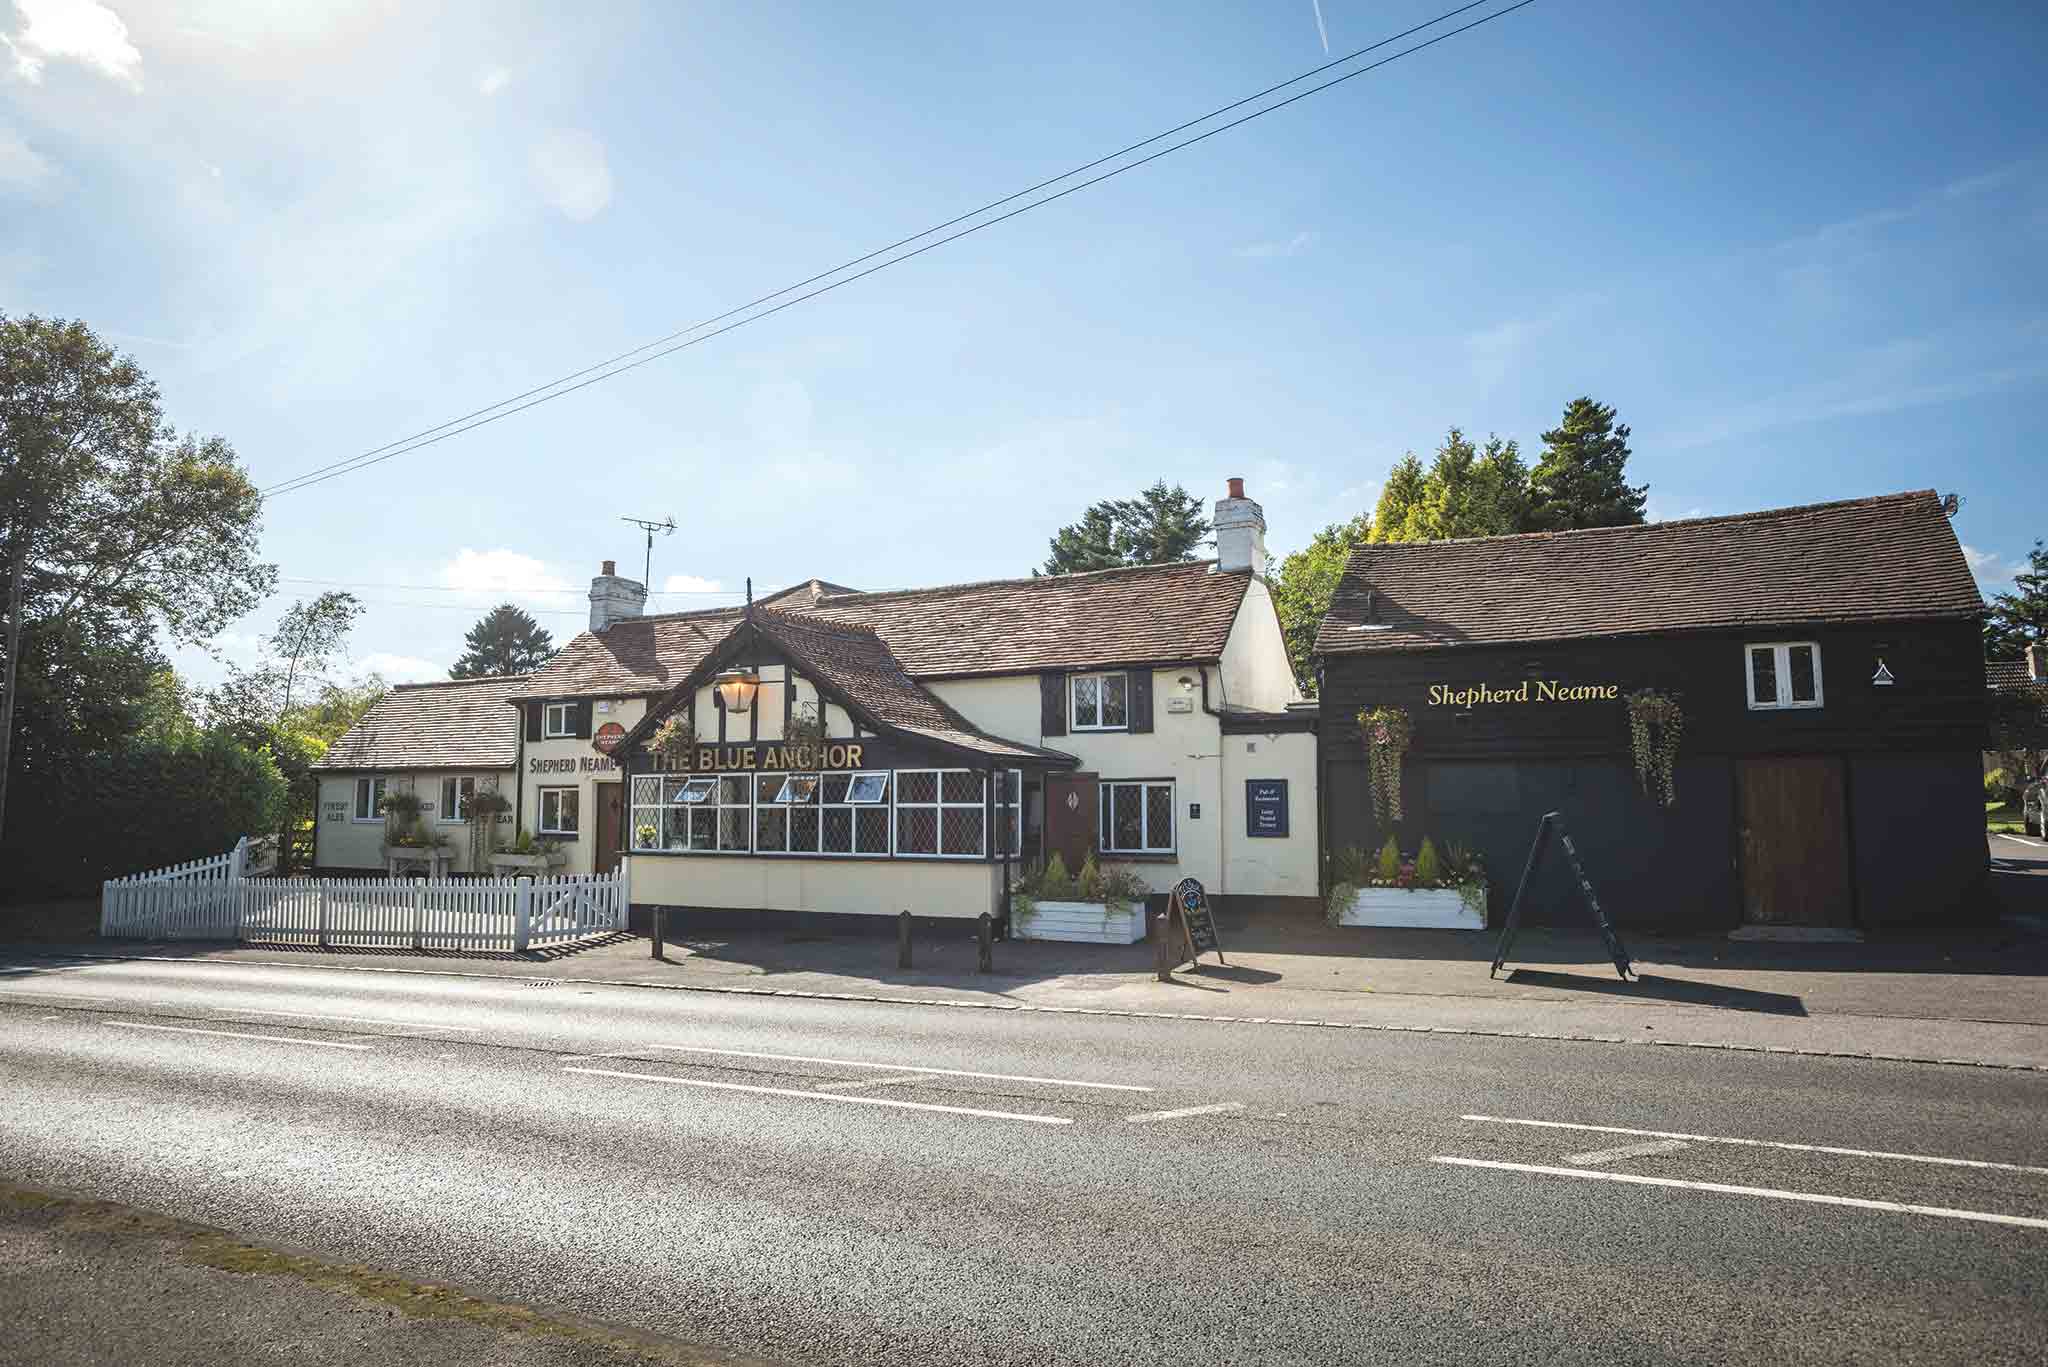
[543, 702, 576, 738]
[1745, 641, 1824, 711]
[845, 772, 889, 804]
[1070, 671, 1130, 731]
[997, 768, 1023, 858]
[819, 771, 893, 857]
[353, 777, 387, 823]
[538, 785, 580, 836]
[1100, 779, 1175, 855]
[439, 776, 477, 823]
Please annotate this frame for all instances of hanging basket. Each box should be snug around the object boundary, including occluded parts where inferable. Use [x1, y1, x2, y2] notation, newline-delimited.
[1626, 688, 1684, 807]
[1356, 705, 1413, 827]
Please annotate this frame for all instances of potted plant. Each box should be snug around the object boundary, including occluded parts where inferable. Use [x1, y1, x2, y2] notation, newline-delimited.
[487, 828, 566, 874]
[1326, 835, 1487, 930]
[1010, 852, 1153, 944]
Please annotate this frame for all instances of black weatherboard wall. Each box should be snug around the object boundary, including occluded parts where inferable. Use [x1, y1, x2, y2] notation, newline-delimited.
[1319, 620, 1987, 932]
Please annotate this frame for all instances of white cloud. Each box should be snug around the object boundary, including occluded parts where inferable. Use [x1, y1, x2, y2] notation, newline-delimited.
[1962, 543, 2018, 591]
[0, 127, 51, 190]
[1234, 230, 1317, 259]
[438, 548, 569, 596]
[530, 128, 612, 221]
[4, 0, 143, 86]
[476, 65, 510, 96]
[354, 652, 444, 684]
[661, 574, 723, 594]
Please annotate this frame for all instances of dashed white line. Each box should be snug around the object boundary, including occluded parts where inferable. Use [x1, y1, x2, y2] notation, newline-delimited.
[214, 1007, 479, 1032]
[1565, 1138, 1691, 1167]
[1123, 1102, 1245, 1124]
[1431, 1157, 2048, 1231]
[564, 1066, 1072, 1125]
[814, 1075, 929, 1093]
[1462, 1114, 2048, 1176]
[103, 1021, 373, 1051]
[645, 1045, 1152, 1092]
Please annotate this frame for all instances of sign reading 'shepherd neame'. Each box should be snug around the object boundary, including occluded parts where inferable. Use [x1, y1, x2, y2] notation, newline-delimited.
[1428, 680, 1620, 706]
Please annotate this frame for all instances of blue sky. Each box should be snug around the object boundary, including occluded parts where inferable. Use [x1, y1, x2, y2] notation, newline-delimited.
[3, 0, 2044, 685]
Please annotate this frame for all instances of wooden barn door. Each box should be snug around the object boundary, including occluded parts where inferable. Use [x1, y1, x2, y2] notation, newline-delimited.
[1737, 757, 1852, 926]
[1042, 772, 1098, 873]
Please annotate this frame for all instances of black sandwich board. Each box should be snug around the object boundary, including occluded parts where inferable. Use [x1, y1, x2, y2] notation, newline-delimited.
[1490, 811, 1633, 981]
[1170, 876, 1225, 968]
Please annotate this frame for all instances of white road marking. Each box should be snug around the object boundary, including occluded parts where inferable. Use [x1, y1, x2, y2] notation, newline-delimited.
[646, 1045, 1152, 1092]
[1431, 1157, 2048, 1231]
[563, 1066, 1072, 1125]
[1998, 834, 2045, 848]
[1462, 1115, 2048, 1176]
[215, 1007, 478, 1032]
[815, 1075, 929, 1093]
[1565, 1138, 1691, 1167]
[1124, 1102, 1246, 1124]
[104, 1021, 373, 1051]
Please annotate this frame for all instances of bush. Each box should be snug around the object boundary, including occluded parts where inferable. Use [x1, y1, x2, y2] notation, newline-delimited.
[1986, 768, 2020, 804]
[1414, 837, 1442, 884]
[3, 734, 288, 898]
[1375, 835, 1401, 884]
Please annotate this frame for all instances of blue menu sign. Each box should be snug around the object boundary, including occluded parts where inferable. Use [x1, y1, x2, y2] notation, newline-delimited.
[1245, 779, 1288, 838]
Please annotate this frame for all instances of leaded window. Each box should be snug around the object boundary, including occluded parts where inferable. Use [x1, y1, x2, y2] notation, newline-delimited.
[1100, 779, 1174, 854]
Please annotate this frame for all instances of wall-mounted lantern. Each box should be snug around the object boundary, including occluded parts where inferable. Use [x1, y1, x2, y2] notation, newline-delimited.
[713, 667, 760, 714]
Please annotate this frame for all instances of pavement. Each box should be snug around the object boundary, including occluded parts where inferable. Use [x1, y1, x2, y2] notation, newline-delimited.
[1, 956, 2043, 1365]
[13, 833, 2048, 1071]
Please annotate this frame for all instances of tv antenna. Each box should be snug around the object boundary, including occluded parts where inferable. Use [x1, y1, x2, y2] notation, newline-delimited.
[620, 515, 676, 589]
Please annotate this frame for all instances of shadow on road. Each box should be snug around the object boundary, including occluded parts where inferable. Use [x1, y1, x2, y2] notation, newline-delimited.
[1504, 968, 1808, 1016]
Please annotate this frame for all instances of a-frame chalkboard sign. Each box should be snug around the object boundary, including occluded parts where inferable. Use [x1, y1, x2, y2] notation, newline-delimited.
[1490, 811, 1633, 981]
[1170, 877, 1225, 968]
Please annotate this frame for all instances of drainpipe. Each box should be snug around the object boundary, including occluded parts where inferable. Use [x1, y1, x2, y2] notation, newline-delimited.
[1197, 663, 1228, 899]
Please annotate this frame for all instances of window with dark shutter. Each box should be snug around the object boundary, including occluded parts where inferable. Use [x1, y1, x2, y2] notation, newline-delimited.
[1040, 673, 1068, 736]
[525, 702, 543, 743]
[1126, 669, 1154, 733]
[574, 700, 594, 739]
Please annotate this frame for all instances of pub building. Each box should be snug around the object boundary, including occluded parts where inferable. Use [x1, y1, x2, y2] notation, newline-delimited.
[1314, 491, 1988, 934]
[503, 480, 1320, 932]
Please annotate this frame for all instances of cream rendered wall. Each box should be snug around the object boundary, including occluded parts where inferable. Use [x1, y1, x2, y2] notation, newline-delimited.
[689, 667, 858, 745]
[629, 854, 997, 919]
[1220, 730, 1319, 898]
[1219, 576, 1303, 712]
[518, 696, 647, 875]
[314, 770, 515, 872]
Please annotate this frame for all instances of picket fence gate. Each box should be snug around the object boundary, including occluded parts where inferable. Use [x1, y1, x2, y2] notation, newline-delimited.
[101, 842, 626, 952]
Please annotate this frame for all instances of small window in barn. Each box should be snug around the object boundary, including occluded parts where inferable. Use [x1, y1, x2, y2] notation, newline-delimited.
[1070, 672, 1129, 730]
[1746, 641, 1823, 710]
[543, 702, 575, 738]
[353, 777, 387, 822]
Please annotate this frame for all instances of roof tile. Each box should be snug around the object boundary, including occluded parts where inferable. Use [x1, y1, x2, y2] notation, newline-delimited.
[313, 675, 528, 771]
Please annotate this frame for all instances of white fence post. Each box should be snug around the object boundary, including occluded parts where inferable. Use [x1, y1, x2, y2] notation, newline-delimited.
[410, 877, 424, 950]
[317, 882, 330, 948]
[617, 860, 631, 932]
[514, 876, 532, 952]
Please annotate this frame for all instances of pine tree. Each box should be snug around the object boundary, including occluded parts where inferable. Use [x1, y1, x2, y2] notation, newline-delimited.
[1527, 396, 1648, 531]
[1367, 454, 1427, 543]
[450, 603, 555, 678]
[1040, 506, 1124, 575]
[1985, 541, 2048, 659]
[1039, 482, 1210, 574]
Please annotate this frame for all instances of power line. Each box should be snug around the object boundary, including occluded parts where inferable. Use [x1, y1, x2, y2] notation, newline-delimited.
[276, 576, 758, 596]
[260, 0, 1538, 499]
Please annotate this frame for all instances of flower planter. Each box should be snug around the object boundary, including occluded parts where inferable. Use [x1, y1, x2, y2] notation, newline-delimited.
[382, 845, 454, 879]
[1011, 899, 1146, 945]
[487, 851, 566, 875]
[1334, 885, 1486, 930]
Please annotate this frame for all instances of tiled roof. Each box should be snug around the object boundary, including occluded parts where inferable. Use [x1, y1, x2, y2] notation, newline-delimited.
[806, 560, 1251, 677]
[760, 578, 861, 608]
[744, 609, 1074, 764]
[313, 675, 528, 771]
[519, 559, 1250, 697]
[1987, 660, 2037, 691]
[1317, 491, 1984, 656]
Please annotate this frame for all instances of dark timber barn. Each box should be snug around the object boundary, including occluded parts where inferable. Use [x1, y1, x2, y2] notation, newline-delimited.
[1314, 491, 1988, 934]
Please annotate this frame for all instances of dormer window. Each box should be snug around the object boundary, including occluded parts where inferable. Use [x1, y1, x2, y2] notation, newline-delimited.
[1746, 642, 1823, 710]
[1071, 672, 1129, 731]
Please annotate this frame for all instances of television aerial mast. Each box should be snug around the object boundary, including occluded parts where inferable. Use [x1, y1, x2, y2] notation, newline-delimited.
[619, 515, 676, 590]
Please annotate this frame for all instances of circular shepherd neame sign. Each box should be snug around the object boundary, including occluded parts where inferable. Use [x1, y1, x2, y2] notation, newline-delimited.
[592, 721, 627, 754]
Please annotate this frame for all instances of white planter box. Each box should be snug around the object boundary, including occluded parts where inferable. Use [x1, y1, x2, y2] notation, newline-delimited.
[487, 852, 566, 874]
[1012, 899, 1146, 945]
[1336, 886, 1486, 930]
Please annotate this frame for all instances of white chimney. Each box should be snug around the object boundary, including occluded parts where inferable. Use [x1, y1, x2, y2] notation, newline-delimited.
[1214, 476, 1268, 577]
[588, 559, 648, 633]
[2030, 640, 2045, 683]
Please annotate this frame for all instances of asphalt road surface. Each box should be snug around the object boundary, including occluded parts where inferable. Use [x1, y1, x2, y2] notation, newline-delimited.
[2, 955, 2044, 1366]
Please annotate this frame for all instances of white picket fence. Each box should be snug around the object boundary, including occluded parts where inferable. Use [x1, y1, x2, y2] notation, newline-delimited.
[101, 841, 626, 952]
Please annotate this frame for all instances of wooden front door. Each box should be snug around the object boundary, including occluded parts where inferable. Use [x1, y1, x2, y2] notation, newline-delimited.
[594, 782, 623, 876]
[1041, 772, 1097, 872]
[1737, 757, 1852, 926]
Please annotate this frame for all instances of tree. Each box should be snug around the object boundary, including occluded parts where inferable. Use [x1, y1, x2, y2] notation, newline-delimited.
[1984, 540, 2048, 660]
[1272, 514, 1371, 692]
[1368, 432, 1530, 544]
[1527, 396, 1648, 531]
[451, 603, 555, 678]
[1041, 481, 1211, 575]
[0, 314, 272, 842]
[1367, 454, 1427, 544]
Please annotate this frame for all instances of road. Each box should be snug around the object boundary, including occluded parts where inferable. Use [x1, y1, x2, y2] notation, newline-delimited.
[2, 954, 2044, 1365]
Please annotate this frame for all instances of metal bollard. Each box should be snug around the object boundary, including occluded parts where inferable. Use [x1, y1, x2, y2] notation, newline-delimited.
[1154, 912, 1173, 981]
[977, 913, 993, 973]
[898, 910, 912, 969]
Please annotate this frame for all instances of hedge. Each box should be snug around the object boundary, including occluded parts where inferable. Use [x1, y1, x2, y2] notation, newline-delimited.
[1, 735, 287, 899]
